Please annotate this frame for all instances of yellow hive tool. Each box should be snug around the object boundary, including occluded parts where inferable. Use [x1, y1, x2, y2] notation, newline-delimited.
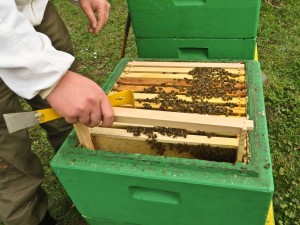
[3, 90, 135, 133]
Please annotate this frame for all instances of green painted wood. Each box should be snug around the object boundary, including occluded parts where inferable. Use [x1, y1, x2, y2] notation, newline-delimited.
[84, 216, 138, 225]
[127, 0, 261, 39]
[51, 59, 274, 225]
[135, 38, 256, 60]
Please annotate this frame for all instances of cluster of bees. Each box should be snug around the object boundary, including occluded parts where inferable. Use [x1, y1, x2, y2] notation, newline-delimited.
[127, 126, 189, 138]
[187, 67, 240, 100]
[175, 143, 236, 163]
[126, 126, 236, 162]
[126, 126, 187, 155]
[139, 67, 242, 116]
[140, 90, 236, 115]
[125, 67, 243, 161]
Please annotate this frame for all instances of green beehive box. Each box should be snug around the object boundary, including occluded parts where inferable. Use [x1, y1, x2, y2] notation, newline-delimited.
[136, 38, 256, 60]
[51, 59, 274, 225]
[127, 0, 261, 39]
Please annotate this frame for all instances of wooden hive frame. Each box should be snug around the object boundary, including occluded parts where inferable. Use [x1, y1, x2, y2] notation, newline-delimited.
[75, 61, 254, 163]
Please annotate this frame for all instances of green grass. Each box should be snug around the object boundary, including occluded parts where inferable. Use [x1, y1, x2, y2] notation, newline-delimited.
[1, 0, 299, 224]
[258, 0, 300, 224]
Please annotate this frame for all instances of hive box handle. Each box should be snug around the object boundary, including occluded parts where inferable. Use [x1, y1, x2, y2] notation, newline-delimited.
[178, 48, 209, 60]
[173, 0, 206, 6]
[129, 186, 180, 205]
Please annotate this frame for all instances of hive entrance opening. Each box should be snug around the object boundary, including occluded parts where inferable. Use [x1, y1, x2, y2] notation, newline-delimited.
[89, 61, 252, 163]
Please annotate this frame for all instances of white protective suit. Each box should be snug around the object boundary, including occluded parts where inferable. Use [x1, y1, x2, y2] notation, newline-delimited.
[0, 0, 74, 99]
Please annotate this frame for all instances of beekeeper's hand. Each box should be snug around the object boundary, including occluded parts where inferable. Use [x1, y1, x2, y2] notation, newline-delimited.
[80, 0, 110, 33]
[46, 70, 114, 127]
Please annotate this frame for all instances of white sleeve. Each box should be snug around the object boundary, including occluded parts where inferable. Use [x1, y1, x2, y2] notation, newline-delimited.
[0, 0, 75, 99]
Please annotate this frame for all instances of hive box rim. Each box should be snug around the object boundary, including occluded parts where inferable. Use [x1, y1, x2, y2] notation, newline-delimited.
[51, 58, 274, 193]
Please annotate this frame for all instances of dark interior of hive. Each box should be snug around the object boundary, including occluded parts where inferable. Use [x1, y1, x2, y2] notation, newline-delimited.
[91, 61, 249, 163]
